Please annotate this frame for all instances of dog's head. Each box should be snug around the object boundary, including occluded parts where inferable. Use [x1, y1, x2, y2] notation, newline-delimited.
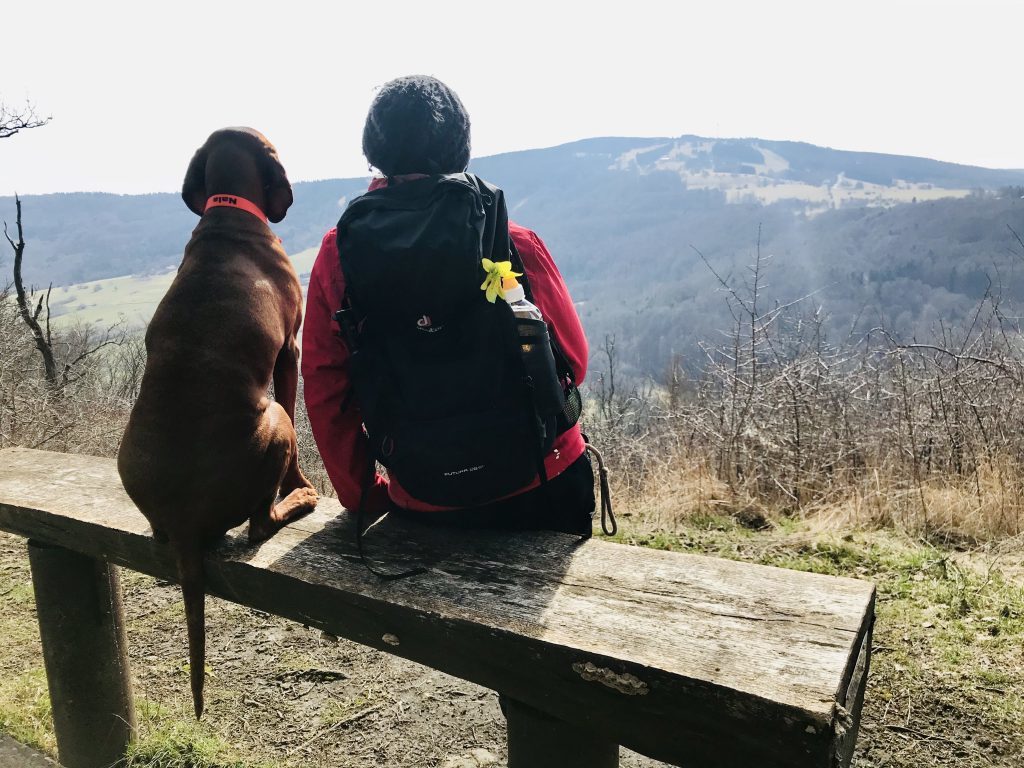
[182, 127, 293, 223]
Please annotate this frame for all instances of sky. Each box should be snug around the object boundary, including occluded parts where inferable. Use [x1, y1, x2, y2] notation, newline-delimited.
[2, 0, 1022, 195]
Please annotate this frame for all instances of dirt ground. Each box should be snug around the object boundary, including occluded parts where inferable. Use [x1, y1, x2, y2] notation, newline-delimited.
[0, 531, 668, 767]
[2, 523, 1022, 768]
[136, 586, 669, 768]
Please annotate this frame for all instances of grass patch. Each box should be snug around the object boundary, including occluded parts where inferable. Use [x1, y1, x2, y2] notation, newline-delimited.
[320, 694, 373, 727]
[273, 650, 321, 676]
[4, 582, 36, 605]
[0, 540, 52, 754]
[125, 700, 270, 768]
[0, 667, 54, 755]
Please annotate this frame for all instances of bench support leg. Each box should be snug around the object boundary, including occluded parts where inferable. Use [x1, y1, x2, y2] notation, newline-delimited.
[28, 541, 136, 768]
[505, 698, 618, 768]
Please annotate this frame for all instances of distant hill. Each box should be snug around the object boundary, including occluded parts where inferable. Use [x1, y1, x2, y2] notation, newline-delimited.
[4, 135, 1024, 374]
[0, 179, 372, 288]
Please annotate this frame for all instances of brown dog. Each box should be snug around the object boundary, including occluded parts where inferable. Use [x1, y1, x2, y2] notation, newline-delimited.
[117, 127, 318, 718]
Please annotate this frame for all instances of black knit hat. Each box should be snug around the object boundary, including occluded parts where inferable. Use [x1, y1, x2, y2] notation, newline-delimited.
[362, 75, 471, 176]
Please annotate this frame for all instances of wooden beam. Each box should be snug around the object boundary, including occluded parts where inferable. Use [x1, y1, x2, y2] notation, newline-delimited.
[27, 541, 136, 768]
[505, 697, 618, 768]
[0, 448, 875, 768]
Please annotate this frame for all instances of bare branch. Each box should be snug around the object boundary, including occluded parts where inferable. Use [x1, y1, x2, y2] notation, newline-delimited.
[691, 244, 752, 315]
[44, 283, 52, 346]
[0, 99, 51, 140]
[1008, 224, 1024, 257]
[870, 327, 1016, 376]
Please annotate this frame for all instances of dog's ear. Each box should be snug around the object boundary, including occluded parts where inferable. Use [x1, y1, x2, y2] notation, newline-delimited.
[263, 145, 293, 223]
[182, 145, 209, 216]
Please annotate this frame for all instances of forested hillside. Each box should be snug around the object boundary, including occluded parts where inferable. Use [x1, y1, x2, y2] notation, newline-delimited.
[4, 135, 1024, 374]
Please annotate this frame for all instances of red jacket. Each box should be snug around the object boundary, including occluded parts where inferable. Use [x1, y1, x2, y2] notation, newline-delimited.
[301, 179, 588, 514]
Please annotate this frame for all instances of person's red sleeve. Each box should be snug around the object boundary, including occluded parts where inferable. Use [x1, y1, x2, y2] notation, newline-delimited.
[300, 229, 389, 513]
[510, 223, 588, 384]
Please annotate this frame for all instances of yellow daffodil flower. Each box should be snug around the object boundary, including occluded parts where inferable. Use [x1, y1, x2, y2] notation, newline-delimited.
[479, 258, 522, 303]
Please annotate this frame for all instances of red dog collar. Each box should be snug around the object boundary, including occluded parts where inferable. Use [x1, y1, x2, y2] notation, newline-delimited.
[204, 194, 267, 223]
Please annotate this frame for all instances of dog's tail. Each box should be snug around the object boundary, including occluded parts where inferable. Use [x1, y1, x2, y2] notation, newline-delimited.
[175, 544, 206, 719]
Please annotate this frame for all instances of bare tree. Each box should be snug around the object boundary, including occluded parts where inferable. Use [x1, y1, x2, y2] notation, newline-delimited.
[2, 95, 57, 378]
[2, 99, 122, 388]
[5, 195, 58, 384]
[0, 99, 51, 140]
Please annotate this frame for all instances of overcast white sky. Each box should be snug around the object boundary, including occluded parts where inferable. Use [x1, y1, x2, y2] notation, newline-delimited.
[2, 0, 1021, 194]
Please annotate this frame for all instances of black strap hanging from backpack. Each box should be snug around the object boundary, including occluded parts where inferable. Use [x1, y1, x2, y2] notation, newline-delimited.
[353, 460, 428, 581]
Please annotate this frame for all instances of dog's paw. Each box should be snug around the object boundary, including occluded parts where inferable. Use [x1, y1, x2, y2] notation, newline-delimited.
[281, 486, 318, 510]
[266, 487, 319, 528]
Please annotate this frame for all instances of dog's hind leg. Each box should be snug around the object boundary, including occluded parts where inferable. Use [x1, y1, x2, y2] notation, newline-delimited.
[279, 434, 315, 498]
[272, 339, 316, 497]
[248, 401, 318, 543]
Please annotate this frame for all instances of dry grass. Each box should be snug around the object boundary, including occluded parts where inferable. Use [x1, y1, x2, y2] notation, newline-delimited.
[609, 453, 1024, 545]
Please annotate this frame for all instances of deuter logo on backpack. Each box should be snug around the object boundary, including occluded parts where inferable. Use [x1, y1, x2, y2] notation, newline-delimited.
[335, 173, 578, 507]
[415, 314, 443, 333]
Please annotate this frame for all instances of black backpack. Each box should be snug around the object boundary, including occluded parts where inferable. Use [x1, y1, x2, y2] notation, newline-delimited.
[334, 173, 581, 510]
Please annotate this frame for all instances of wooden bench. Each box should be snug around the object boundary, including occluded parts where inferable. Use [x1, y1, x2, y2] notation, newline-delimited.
[0, 447, 875, 768]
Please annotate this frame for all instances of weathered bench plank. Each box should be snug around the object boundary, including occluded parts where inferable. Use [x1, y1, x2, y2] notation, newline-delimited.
[0, 447, 875, 768]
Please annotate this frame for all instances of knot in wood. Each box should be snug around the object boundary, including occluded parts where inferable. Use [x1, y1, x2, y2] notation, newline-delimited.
[572, 661, 649, 696]
[832, 703, 853, 738]
[382, 633, 400, 647]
